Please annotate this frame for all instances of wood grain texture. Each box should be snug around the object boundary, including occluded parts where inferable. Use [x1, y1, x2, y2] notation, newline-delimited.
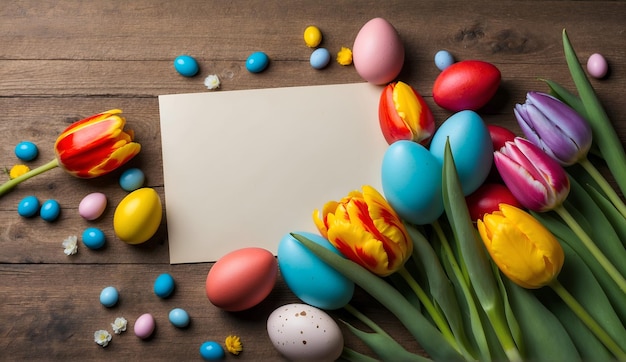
[1, 0, 624, 360]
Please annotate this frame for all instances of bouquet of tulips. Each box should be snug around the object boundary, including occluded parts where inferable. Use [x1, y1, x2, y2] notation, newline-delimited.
[292, 30, 626, 361]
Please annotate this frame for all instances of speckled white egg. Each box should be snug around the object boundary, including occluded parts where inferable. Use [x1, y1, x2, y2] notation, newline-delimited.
[267, 303, 343, 361]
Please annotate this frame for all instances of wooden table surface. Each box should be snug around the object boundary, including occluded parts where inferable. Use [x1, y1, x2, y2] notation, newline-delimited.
[1, 0, 624, 360]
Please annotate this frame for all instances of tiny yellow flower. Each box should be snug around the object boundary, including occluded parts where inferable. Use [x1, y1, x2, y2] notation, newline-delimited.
[337, 47, 353, 66]
[225, 334, 243, 355]
[9, 164, 30, 179]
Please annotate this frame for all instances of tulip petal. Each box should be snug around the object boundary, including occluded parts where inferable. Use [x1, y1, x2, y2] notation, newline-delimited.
[494, 152, 552, 211]
[84, 142, 141, 178]
[327, 220, 391, 276]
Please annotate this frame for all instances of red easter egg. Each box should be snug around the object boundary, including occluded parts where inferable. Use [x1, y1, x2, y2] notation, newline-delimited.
[206, 247, 278, 312]
[433, 60, 501, 112]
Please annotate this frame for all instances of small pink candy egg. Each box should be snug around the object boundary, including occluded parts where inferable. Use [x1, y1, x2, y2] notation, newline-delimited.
[134, 313, 155, 339]
[587, 53, 608, 79]
[78, 192, 107, 220]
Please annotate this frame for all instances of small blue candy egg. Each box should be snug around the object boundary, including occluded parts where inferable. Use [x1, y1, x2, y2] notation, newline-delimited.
[382, 140, 444, 225]
[434, 50, 455, 71]
[278, 232, 354, 310]
[100, 286, 119, 307]
[82, 227, 106, 249]
[174, 55, 199, 77]
[310, 48, 331, 69]
[39, 199, 60, 222]
[154, 273, 175, 298]
[200, 341, 225, 360]
[429, 110, 493, 196]
[14, 141, 39, 161]
[246, 51, 270, 73]
[169, 308, 190, 328]
[17, 196, 40, 218]
[119, 168, 145, 191]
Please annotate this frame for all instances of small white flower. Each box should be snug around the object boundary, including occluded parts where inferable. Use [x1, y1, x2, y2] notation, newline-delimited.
[111, 317, 127, 334]
[62, 236, 78, 256]
[204, 74, 220, 90]
[94, 329, 112, 347]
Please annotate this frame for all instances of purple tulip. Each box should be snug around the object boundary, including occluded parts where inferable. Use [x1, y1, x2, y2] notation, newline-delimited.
[514, 91, 592, 166]
[494, 137, 570, 212]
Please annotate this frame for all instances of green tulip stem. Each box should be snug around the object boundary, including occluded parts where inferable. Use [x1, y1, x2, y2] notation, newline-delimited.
[554, 205, 626, 294]
[578, 157, 626, 219]
[0, 158, 59, 197]
[344, 303, 389, 337]
[397, 266, 458, 349]
[549, 279, 626, 359]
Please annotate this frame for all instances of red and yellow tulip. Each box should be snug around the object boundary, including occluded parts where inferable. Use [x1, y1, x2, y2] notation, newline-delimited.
[477, 204, 564, 289]
[378, 81, 435, 145]
[313, 185, 412, 277]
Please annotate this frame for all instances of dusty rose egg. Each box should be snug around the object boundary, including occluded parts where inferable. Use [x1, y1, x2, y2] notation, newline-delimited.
[78, 192, 107, 220]
[352, 17, 405, 85]
[205, 247, 278, 312]
[587, 53, 608, 79]
[134, 313, 155, 339]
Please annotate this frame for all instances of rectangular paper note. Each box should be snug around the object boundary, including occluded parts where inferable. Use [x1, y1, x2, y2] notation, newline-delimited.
[159, 82, 388, 264]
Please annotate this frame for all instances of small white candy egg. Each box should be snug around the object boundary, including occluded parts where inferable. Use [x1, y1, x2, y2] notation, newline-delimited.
[267, 303, 343, 361]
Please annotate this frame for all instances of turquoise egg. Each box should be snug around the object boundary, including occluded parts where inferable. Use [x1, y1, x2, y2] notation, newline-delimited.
[169, 308, 190, 328]
[153, 273, 175, 298]
[119, 167, 145, 191]
[174, 55, 199, 77]
[429, 110, 493, 196]
[310, 48, 331, 69]
[246, 51, 269, 73]
[39, 199, 60, 222]
[381, 140, 444, 225]
[199, 341, 225, 360]
[14, 141, 39, 161]
[82, 227, 106, 249]
[100, 286, 119, 307]
[278, 232, 354, 310]
[17, 195, 40, 218]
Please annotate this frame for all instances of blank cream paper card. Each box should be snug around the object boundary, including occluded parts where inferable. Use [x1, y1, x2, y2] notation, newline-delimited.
[159, 83, 388, 264]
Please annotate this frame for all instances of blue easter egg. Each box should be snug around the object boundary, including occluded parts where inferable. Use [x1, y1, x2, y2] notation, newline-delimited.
[381, 140, 444, 225]
[14, 141, 38, 161]
[17, 195, 40, 218]
[434, 50, 455, 71]
[199, 341, 225, 360]
[169, 308, 190, 328]
[429, 110, 493, 196]
[310, 48, 331, 69]
[246, 51, 269, 73]
[119, 167, 145, 191]
[174, 55, 199, 77]
[39, 199, 60, 222]
[278, 232, 354, 310]
[154, 273, 175, 298]
[82, 227, 106, 249]
[100, 286, 119, 307]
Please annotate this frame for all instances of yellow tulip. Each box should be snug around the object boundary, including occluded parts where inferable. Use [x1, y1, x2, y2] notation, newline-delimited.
[477, 204, 564, 289]
[313, 185, 412, 277]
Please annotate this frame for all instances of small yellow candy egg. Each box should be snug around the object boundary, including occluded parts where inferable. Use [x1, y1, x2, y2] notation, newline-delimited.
[113, 187, 162, 245]
[303, 25, 322, 48]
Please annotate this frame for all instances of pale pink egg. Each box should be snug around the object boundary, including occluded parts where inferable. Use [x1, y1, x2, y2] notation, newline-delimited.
[134, 313, 155, 339]
[587, 53, 608, 79]
[78, 192, 107, 220]
[205, 247, 277, 312]
[352, 17, 405, 85]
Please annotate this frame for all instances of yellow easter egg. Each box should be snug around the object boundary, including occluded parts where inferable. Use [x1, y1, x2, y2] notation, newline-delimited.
[304, 25, 322, 48]
[113, 187, 162, 244]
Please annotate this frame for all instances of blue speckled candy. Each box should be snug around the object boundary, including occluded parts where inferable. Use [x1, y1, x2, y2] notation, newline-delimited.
[154, 273, 175, 298]
[169, 308, 190, 328]
[174, 55, 199, 77]
[82, 227, 106, 249]
[14, 141, 39, 161]
[200, 341, 225, 360]
[119, 168, 145, 191]
[246, 51, 269, 73]
[39, 199, 60, 222]
[18, 196, 40, 218]
[310, 48, 331, 69]
[100, 286, 119, 307]
[434, 50, 455, 71]
[278, 232, 354, 310]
